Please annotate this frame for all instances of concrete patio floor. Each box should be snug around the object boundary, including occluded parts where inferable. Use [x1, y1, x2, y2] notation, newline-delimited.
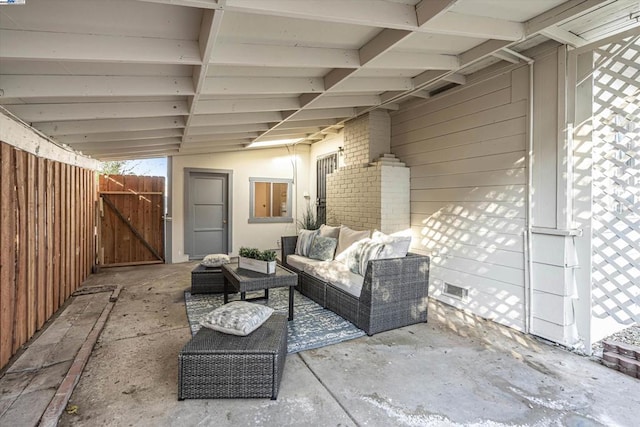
[1, 262, 638, 427]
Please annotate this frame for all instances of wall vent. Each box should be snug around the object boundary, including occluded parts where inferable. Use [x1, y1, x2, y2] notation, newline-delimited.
[443, 282, 469, 300]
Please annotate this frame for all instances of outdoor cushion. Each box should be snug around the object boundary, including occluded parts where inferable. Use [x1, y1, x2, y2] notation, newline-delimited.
[336, 238, 387, 275]
[199, 301, 274, 336]
[372, 230, 412, 258]
[286, 254, 325, 272]
[306, 261, 364, 298]
[295, 229, 319, 257]
[318, 224, 340, 239]
[308, 236, 338, 261]
[200, 253, 230, 268]
[335, 225, 370, 257]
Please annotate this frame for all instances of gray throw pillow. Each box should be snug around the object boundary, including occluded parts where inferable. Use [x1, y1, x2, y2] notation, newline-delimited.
[199, 301, 274, 336]
[295, 229, 319, 257]
[308, 236, 338, 261]
[336, 238, 386, 275]
[356, 240, 387, 275]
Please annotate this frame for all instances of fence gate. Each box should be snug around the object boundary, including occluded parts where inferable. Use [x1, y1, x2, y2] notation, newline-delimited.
[98, 174, 165, 267]
[591, 35, 640, 325]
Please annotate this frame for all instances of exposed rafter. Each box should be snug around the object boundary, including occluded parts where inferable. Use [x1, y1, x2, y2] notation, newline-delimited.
[0, 0, 631, 160]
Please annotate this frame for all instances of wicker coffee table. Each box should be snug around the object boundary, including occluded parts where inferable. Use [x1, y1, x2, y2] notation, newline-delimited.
[178, 313, 288, 400]
[222, 262, 298, 321]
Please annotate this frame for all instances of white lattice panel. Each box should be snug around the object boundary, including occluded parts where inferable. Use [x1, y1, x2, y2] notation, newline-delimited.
[592, 36, 640, 325]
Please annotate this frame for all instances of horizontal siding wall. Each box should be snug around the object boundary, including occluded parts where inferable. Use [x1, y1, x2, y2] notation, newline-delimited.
[391, 67, 529, 331]
[0, 141, 96, 370]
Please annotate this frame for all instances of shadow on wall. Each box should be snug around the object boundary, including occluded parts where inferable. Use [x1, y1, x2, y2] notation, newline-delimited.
[413, 183, 527, 331]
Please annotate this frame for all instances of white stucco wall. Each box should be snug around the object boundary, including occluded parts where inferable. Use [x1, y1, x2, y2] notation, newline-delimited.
[170, 145, 310, 262]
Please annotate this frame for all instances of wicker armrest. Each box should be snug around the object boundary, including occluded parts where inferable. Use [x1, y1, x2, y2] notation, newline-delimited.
[359, 253, 430, 307]
[281, 236, 298, 263]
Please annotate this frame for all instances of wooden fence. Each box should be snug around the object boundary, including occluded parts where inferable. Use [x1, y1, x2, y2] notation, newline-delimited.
[98, 174, 165, 267]
[0, 142, 96, 370]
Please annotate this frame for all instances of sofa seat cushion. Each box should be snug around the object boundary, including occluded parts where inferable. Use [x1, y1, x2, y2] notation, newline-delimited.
[306, 261, 364, 298]
[286, 254, 325, 272]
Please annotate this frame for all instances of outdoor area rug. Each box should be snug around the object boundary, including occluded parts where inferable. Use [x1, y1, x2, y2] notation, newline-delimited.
[184, 288, 366, 354]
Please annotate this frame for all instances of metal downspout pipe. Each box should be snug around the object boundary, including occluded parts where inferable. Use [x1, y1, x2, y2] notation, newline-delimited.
[502, 47, 535, 334]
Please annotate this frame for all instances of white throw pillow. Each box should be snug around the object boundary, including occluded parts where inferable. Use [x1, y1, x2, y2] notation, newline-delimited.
[201, 253, 230, 267]
[295, 229, 320, 257]
[199, 301, 274, 336]
[335, 225, 370, 257]
[372, 230, 412, 258]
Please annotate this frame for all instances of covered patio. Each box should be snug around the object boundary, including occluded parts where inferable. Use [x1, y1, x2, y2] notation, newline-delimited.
[1, 0, 639, 425]
[2, 262, 639, 426]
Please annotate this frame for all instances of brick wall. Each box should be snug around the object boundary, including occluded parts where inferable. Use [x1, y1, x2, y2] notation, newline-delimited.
[343, 109, 391, 167]
[326, 111, 409, 233]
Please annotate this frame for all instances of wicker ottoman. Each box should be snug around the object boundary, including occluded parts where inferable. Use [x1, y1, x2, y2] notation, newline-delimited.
[178, 313, 287, 400]
[191, 264, 224, 294]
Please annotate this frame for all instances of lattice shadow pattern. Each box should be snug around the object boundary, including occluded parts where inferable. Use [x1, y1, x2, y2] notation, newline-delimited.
[591, 36, 640, 324]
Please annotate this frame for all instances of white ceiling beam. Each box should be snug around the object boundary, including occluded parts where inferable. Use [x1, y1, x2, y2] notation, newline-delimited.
[225, 0, 418, 29]
[330, 77, 413, 93]
[274, 119, 340, 130]
[69, 138, 183, 151]
[177, 145, 246, 155]
[265, 127, 321, 136]
[184, 132, 260, 142]
[365, 51, 458, 70]
[182, 139, 253, 148]
[540, 27, 588, 47]
[443, 73, 466, 85]
[412, 70, 450, 88]
[185, 123, 269, 135]
[359, 29, 412, 65]
[194, 97, 299, 114]
[285, 108, 356, 122]
[181, 139, 250, 148]
[99, 151, 179, 161]
[212, 43, 360, 68]
[459, 39, 512, 67]
[202, 77, 324, 94]
[6, 101, 189, 122]
[187, 9, 225, 139]
[0, 30, 201, 64]
[257, 133, 312, 142]
[303, 95, 382, 109]
[423, 12, 524, 41]
[0, 76, 194, 98]
[189, 111, 282, 127]
[324, 69, 359, 91]
[410, 90, 431, 99]
[83, 145, 180, 157]
[525, 0, 610, 36]
[246, 0, 455, 143]
[56, 129, 183, 144]
[415, 0, 459, 26]
[136, 0, 223, 9]
[491, 50, 522, 64]
[35, 116, 186, 136]
[379, 90, 406, 104]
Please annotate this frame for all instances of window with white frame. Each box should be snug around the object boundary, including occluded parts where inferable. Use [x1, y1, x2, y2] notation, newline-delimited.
[249, 178, 293, 223]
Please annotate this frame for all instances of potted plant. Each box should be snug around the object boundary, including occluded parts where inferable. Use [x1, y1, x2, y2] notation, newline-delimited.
[238, 247, 277, 274]
[298, 204, 321, 231]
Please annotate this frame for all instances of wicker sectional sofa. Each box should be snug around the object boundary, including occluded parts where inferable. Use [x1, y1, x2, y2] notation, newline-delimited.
[281, 234, 430, 336]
